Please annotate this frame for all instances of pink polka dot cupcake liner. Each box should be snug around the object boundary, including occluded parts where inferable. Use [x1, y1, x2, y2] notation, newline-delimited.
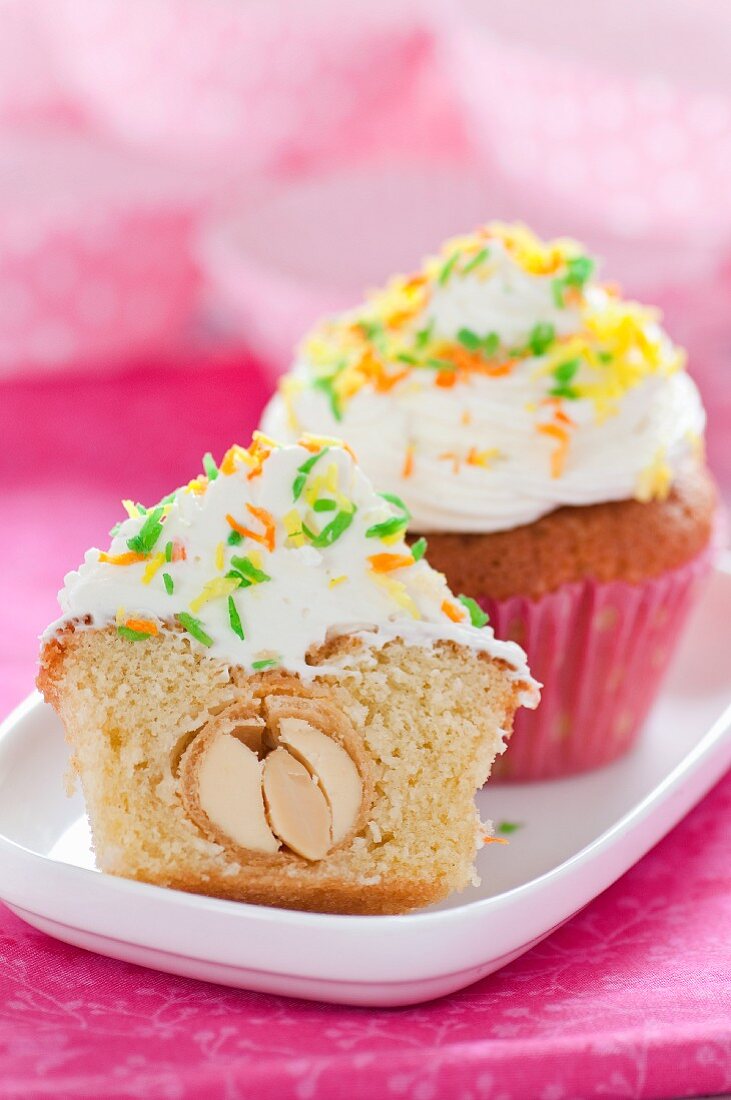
[478, 548, 713, 781]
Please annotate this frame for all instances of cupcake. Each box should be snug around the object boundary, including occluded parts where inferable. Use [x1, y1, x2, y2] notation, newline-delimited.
[262, 223, 717, 779]
[38, 433, 537, 914]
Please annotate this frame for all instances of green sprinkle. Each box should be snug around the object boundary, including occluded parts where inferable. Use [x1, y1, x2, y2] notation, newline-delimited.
[496, 821, 523, 835]
[135, 503, 148, 515]
[528, 322, 556, 357]
[552, 278, 566, 309]
[414, 319, 434, 350]
[303, 506, 356, 549]
[202, 452, 219, 481]
[127, 506, 165, 555]
[176, 613, 213, 648]
[365, 516, 408, 540]
[228, 596, 244, 640]
[425, 358, 457, 372]
[313, 498, 337, 512]
[462, 246, 489, 274]
[313, 376, 342, 421]
[117, 625, 153, 643]
[227, 529, 243, 545]
[293, 446, 330, 500]
[411, 537, 428, 562]
[553, 358, 580, 384]
[565, 255, 594, 288]
[396, 352, 418, 365]
[163, 572, 174, 595]
[380, 492, 412, 520]
[549, 384, 579, 400]
[229, 556, 271, 584]
[438, 250, 461, 285]
[109, 522, 121, 537]
[357, 319, 383, 341]
[164, 540, 173, 562]
[482, 332, 500, 357]
[457, 327, 482, 352]
[252, 658, 279, 671]
[459, 595, 489, 628]
[598, 350, 613, 364]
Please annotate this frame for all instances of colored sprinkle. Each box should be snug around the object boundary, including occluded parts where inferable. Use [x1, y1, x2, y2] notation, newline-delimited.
[461, 410, 472, 426]
[366, 516, 408, 540]
[537, 422, 571, 478]
[228, 595, 244, 640]
[313, 498, 337, 512]
[529, 322, 556, 357]
[438, 250, 460, 285]
[164, 540, 173, 562]
[117, 625, 153, 643]
[483, 836, 509, 846]
[462, 246, 489, 274]
[227, 529, 243, 546]
[99, 551, 148, 566]
[371, 573, 421, 619]
[459, 595, 489, 628]
[229, 555, 271, 585]
[457, 327, 482, 352]
[142, 552, 165, 585]
[402, 444, 415, 479]
[368, 553, 415, 574]
[215, 542, 225, 571]
[411, 537, 428, 562]
[252, 658, 280, 671]
[176, 613, 214, 647]
[466, 447, 500, 469]
[189, 577, 241, 613]
[328, 575, 347, 588]
[293, 446, 330, 500]
[282, 509, 307, 547]
[163, 572, 174, 595]
[125, 617, 158, 636]
[441, 599, 465, 623]
[497, 821, 523, 835]
[202, 452, 219, 481]
[127, 506, 165, 555]
[302, 506, 357, 549]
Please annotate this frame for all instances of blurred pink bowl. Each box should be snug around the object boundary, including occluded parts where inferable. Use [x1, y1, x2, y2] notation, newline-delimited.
[41, 0, 428, 169]
[443, 0, 731, 240]
[0, 134, 202, 377]
[197, 164, 496, 375]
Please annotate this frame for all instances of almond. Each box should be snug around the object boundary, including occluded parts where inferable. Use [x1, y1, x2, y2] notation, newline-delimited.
[276, 718, 362, 844]
[197, 733, 279, 854]
[262, 747, 332, 861]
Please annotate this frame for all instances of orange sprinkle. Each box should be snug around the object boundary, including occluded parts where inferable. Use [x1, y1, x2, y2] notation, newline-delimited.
[475, 359, 515, 378]
[441, 599, 465, 623]
[368, 553, 415, 574]
[537, 423, 570, 478]
[171, 542, 187, 562]
[245, 503, 276, 552]
[375, 368, 409, 393]
[439, 451, 461, 474]
[99, 551, 148, 566]
[483, 835, 509, 845]
[125, 618, 158, 636]
[402, 444, 415, 479]
[435, 370, 457, 389]
[226, 514, 249, 538]
[461, 410, 472, 426]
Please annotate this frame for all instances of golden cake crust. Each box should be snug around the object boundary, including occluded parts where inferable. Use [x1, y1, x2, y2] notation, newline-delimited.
[418, 464, 716, 602]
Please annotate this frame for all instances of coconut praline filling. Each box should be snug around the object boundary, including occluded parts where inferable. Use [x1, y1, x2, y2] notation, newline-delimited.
[46, 434, 538, 705]
[262, 222, 706, 534]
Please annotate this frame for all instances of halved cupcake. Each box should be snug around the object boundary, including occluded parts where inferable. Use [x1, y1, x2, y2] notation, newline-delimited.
[263, 223, 717, 779]
[38, 433, 537, 914]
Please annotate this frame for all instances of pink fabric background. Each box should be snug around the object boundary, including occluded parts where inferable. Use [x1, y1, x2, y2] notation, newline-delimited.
[1, 359, 729, 1099]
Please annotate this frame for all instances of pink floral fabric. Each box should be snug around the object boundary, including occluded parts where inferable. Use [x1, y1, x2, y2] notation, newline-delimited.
[0, 359, 730, 1098]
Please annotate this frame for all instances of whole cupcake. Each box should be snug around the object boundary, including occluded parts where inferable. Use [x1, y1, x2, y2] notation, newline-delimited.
[263, 223, 717, 780]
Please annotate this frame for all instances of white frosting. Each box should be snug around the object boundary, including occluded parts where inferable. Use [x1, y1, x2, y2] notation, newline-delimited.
[48, 441, 537, 699]
[262, 237, 706, 534]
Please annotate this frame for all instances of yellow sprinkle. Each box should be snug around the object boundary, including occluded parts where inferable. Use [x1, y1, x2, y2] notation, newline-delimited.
[283, 509, 307, 548]
[189, 577, 241, 613]
[371, 573, 421, 619]
[251, 430, 279, 450]
[329, 575, 347, 588]
[248, 549, 263, 571]
[636, 449, 673, 503]
[121, 499, 140, 520]
[325, 463, 339, 493]
[184, 476, 208, 495]
[142, 552, 166, 585]
[215, 542, 225, 572]
[115, 606, 126, 626]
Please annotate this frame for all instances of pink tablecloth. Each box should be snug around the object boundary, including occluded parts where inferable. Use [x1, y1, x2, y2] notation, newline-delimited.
[0, 359, 730, 1099]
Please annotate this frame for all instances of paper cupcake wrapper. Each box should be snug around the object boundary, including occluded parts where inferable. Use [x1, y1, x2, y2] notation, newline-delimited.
[479, 549, 713, 781]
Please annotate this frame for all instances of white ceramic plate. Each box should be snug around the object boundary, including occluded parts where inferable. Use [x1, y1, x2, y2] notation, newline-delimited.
[1, 564, 730, 1008]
